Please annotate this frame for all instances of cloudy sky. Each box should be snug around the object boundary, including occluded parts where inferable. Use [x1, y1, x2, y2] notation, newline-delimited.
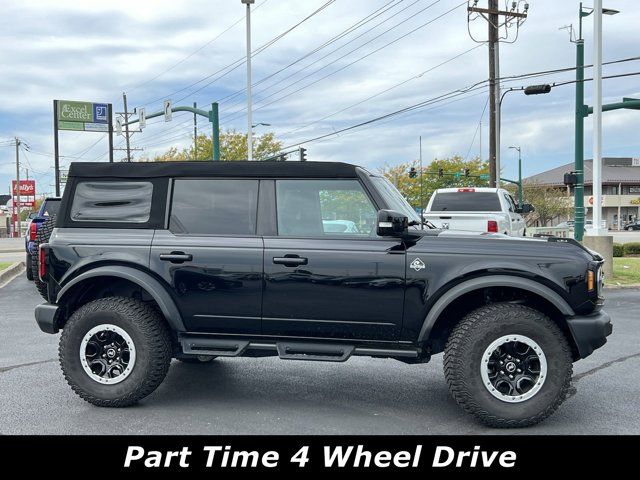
[0, 0, 637, 197]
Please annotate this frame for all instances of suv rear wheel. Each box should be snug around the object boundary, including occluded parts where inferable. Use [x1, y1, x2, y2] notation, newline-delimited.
[59, 297, 172, 407]
[444, 303, 572, 427]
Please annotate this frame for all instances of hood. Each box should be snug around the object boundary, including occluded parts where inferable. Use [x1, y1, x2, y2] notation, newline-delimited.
[405, 227, 601, 261]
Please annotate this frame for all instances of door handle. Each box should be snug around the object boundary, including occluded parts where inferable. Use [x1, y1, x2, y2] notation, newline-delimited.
[273, 255, 308, 267]
[159, 252, 193, 264]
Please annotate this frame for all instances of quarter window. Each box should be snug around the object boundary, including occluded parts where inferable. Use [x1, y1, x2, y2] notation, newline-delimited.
[170, 179, 259, 235]
[276, 179, 376, 237]
[70, 181, 153, 223]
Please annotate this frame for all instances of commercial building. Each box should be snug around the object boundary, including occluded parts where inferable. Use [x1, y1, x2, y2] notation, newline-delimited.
[524, 157, 640, 229]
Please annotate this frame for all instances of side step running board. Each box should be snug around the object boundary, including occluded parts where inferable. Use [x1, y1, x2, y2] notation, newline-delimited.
[180, 337, 250, 357]
[179, 334, 420, 362]
[277, 342, 354, 362]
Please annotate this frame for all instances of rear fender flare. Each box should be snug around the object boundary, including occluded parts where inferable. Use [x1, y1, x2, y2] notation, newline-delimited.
[56, 265, 185, 331]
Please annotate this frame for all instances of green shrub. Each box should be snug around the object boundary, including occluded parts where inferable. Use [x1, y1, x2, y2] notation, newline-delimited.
[624, 242, 640, 256]
[613, 243, 624, 257]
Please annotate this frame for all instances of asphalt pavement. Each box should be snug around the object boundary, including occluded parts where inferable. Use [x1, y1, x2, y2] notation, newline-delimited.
[1, 273, 638, 435]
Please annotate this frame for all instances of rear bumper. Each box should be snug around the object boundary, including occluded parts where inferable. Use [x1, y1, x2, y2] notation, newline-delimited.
[566, 310, 612, 359]
[35, 303, 59, 334]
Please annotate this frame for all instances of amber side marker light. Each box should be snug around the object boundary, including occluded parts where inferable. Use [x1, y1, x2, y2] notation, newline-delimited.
[587, 270, 595, 292]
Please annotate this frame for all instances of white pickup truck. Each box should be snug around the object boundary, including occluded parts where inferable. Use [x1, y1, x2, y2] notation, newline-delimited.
[423, 187, 533, 236]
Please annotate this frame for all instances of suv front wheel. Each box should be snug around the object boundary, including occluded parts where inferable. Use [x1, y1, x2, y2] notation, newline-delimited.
[444, 303, 572, 427]
[59, 297, 172, 407]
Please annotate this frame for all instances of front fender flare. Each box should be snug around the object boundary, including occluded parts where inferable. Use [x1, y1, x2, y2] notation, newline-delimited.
[56, 265, 185, 331]
[417, 275, 575, 342]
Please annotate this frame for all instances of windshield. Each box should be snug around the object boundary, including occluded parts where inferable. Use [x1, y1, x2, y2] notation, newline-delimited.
[41, 199, 60, 217]
[369, 176, 421, 223]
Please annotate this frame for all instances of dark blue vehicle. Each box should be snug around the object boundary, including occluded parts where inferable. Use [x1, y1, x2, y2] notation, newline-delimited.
[35, 161, 611, 427]
[25, 197, 60, 280]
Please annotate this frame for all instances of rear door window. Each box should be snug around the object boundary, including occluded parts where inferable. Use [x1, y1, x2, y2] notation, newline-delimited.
[70, 181, 153, 223]
[430, 192, 501, 212]
[170, 179, 259, 235]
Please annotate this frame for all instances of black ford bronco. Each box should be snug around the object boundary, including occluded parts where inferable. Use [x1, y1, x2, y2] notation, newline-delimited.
[35, 161, 611, 427]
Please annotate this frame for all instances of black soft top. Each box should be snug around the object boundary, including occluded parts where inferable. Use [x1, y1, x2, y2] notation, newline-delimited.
[68, 161, 361, 179]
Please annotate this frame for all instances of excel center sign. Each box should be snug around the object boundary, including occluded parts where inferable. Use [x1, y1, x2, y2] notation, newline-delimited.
[57, 100, 109, 132]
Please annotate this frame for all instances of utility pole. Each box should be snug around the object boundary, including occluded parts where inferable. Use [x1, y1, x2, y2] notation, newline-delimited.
[123, 92, 131, 161]
[15, 138, 21, 238]
[467, 1, 528, 187]
[242, 0, 255, 161]
[193, 102, 198, 159]
[114, 93, 142, 162]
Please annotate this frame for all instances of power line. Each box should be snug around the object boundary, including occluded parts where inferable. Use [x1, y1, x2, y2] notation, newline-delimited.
[222, 0, 468, 122]
[144, 0, 336, 108]
[216, 0, 407, 106]
[281, 68, 640, 149]
[220, 0, 430, 115]
[125, 0, 271, 94]
[280, 43, 484, 137]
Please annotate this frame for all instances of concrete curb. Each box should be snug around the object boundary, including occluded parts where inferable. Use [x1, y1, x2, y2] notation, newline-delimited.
[0, 262, 25, 286]
[0, 249, 25, 254]
[604, 284, 640, 290]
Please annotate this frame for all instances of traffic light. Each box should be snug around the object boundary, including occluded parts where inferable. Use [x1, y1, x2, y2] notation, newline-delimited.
[409, 167, 417, 178]
[299, 147, 307, 161]
[438, 168, 444, 177]
[564, 172, 578, 186]
[464, 168, 470, 177]
[524, 84, 552, 95]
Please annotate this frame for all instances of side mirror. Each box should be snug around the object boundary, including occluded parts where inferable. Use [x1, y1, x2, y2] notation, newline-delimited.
[28, 212, 37, 220]
[376, 209, 408, 237]
[520, 203, 534, 214]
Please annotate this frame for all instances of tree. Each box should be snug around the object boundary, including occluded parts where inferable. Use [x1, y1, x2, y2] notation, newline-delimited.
[515, 182, 573, 227]
[142, 130, 283, 162]
[379, 156, 490, 210]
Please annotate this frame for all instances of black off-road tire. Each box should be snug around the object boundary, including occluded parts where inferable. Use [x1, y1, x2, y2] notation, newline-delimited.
[59, 297, 172, 407]
[176, 355, 217, 364]
[25, 253, 33, 280]
[444, 303, 573, 428]
[32, 215, 56, 299]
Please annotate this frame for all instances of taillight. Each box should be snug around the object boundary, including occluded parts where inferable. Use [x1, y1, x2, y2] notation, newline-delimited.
[38, 244, 47, 280]
[29, 222, 37, 241]
[487, 220, 498, 232]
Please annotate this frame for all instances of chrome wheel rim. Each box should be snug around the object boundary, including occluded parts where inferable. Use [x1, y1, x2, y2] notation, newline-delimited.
[79, 324, 136, 385]
[480, 334, 547, 403]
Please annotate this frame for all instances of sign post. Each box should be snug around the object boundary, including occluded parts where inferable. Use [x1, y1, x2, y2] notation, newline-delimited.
[54, 99, 114, 196]
[12, 180, 36, 237]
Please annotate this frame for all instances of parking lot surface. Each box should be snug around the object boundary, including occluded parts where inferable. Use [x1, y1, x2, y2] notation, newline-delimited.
[1, 274, 638, 435]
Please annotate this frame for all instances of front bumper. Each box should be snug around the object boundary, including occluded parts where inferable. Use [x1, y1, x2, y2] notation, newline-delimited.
[566, 310, 612, 359]
[35, 303, 59, 334]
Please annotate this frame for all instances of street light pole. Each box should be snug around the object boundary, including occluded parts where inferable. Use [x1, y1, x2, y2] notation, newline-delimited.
[592, 0, 604, 234]
[574, 3, 587, 241]
[573, 3, 619, 240]
[509, 146, 522, 208]
[242, 0, 255, 161]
